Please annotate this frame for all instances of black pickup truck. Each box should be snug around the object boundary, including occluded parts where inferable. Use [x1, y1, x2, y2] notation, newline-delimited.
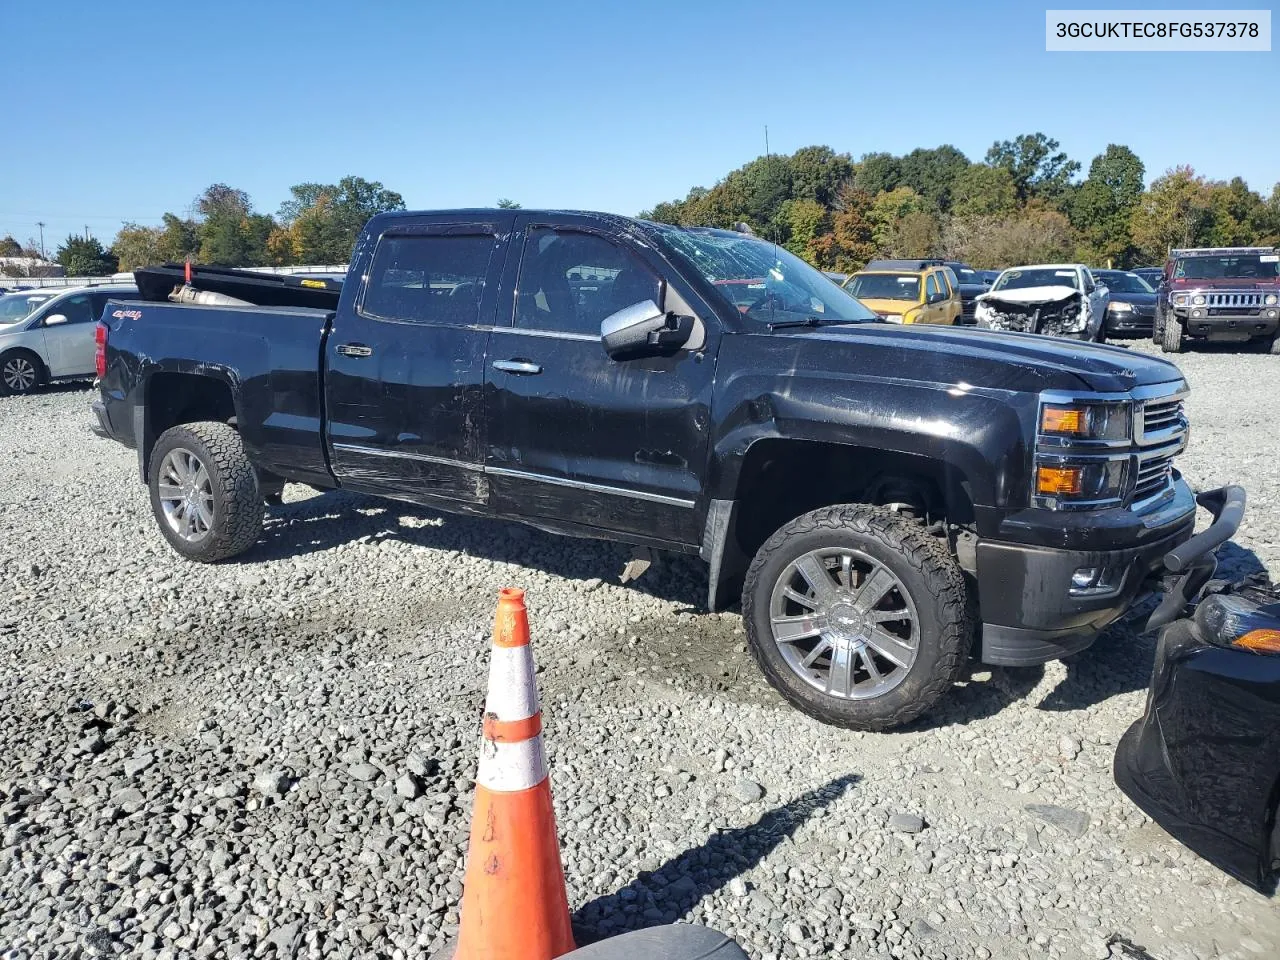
[92, 209, 1199, 730]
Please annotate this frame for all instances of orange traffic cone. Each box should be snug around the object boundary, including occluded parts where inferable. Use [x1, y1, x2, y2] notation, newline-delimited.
[453, 587, 577, 960]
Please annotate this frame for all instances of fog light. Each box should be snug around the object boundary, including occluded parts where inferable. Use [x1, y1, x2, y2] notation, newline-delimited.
[1191, 309, 1203, 318]
[1268, 309, 1278, 318]
[1071, 567, 1102, 590]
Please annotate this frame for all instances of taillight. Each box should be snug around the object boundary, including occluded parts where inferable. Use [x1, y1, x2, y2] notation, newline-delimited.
[95, 323, 108, 378]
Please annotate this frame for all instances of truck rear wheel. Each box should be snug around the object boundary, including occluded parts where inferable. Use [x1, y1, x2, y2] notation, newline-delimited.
[148, 421, 263, 562]
[1161, 317, 1184, 353]
[742, 504, 973, 731]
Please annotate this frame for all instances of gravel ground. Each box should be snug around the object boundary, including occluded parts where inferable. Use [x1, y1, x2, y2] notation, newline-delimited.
[2, 340, 1278, 960]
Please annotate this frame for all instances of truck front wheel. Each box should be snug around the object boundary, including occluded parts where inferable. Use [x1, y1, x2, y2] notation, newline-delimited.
[742, 504, 973, 731]
[147, 422, 263, 562]
[1161, 317, 1184, 353]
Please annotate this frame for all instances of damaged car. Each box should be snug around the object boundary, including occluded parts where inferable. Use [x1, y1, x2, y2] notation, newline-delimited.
[1114, 486, 1280, 892]
[974, 264, 1109, 341]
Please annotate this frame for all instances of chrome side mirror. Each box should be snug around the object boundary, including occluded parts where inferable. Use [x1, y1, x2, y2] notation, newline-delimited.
[600, 300, 693, 360]
[43, 313, 68, 326]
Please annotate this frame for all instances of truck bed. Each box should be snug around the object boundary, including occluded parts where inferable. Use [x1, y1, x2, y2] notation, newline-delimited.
[134, 263, 343, 311]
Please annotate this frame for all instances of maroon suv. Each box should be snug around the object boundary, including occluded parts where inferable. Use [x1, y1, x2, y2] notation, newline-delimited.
[1154, 246, 1280, 353]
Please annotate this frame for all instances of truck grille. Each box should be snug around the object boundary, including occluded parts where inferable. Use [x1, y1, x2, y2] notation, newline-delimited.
[1206, 291, 1263, 309]
[1141, 397, 1184, 437]
[1134, 452, 1175, 503]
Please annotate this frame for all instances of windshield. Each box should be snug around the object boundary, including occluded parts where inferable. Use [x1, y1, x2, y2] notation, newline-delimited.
[0, 292, 51, 325]
[845, 273, 921, 302]
[1096, 272, 1153, 294]
[1174, 254, 1279, 281]
[654, 227, 879, 326]
[993, 268, 1080, 292]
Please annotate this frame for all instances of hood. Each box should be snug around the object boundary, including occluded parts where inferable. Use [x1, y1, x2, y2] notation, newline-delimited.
[767, 322, 1183, 393]
[854, 297, 917, 317]
[978, 285, 1079, 306]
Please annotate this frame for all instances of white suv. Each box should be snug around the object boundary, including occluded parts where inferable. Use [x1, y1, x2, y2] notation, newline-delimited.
[0, 285, 136, 395]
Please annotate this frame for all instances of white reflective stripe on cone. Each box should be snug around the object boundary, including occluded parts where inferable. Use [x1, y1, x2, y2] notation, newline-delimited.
[475, 735, 549, 792]
[485, 644, 541, 723]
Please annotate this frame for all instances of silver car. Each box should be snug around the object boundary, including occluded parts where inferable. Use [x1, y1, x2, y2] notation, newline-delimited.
[0, 285, 137, 395]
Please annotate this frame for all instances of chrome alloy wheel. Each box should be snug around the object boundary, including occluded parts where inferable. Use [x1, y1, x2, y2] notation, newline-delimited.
[156, 447, 215, 543]
[768, 548, 919, 699]
[2, 356, 37, 392]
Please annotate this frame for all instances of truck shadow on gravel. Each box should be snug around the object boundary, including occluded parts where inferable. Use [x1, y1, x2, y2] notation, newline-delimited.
[571, 773, 860, 943]
[253, 490, 709, 608]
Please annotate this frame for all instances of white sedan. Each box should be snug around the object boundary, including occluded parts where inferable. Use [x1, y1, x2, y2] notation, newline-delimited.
[974, 264, 1110, 341]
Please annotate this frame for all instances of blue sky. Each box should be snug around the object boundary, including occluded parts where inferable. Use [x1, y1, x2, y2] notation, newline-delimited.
[0, 0, 1275, 251]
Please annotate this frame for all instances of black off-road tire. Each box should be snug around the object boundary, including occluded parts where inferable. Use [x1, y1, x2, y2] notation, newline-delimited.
[148, 421, 263, 562]
[741, 504, 974, 731]
[0, 349, 46, 396]
[1161, 317, 1185, 353]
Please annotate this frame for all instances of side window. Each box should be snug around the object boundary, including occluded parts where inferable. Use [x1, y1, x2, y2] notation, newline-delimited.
[360, 234, 494, 326]
[1082, 269, 1095, 292]
[516, 227, 660, 336]
[942, 268, 958, 295]
[925, 274, 940, 301]
[54, 294, 96, 324]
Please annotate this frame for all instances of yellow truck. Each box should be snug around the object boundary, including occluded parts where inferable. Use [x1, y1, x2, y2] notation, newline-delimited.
[841, 259, 962, 326]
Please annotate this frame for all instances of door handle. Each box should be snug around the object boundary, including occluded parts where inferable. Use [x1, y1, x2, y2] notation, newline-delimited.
[336, 343, 373, 358]
[492, 359, 543, 375]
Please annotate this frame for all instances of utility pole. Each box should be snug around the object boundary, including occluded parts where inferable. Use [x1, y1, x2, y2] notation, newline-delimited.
[36, 222, 45, 259]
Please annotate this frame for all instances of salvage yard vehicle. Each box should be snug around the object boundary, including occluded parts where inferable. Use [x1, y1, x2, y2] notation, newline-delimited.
[840, 259, 961, 325]
[942, 260, 991, 325]
[93, 209, 1201, 730]
[0, 285, 137, 395]
[975, 264, 1109, 340]
[1114, 486, 1280, 893]
[1093, 269, 1157, 338]
[1152, 246, 1280, 354]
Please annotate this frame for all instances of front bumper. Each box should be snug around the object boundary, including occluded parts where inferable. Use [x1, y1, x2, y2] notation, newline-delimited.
[1105, 309, 1155, 334]
[975, 478, 1196, 666]
[1173, 306, 1279, 337]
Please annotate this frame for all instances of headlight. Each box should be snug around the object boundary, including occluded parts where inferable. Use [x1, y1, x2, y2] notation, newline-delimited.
[1192, 294, 1206, 305]
[1107, 301, 1132, 313]
[1040, 402, 1131, 441]
[1266, 294, 1278, 306]
[1036, 460, 1128, 504]
[1173, 294, 1189, 306]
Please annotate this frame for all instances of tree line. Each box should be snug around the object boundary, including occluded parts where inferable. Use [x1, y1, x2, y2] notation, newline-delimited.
[641, 134, 1280, 271]
[0, 175, 408, 278]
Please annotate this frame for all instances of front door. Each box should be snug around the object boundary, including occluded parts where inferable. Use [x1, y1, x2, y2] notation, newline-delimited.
[485, 217, 715, 546]
[40, 292, 98, 376]
[324, 217, 513, 505]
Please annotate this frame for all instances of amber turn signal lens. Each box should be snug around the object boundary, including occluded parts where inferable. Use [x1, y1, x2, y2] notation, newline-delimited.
[1037, 466, 1083, 495]
[1234, 630, 1280, 654]
[1041, 406, 1084, 434]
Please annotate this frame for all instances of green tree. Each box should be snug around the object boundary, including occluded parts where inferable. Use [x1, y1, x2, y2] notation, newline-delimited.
[496, 198, 521, 209]
[950, 164, 1018, 218]
[55, 235, 118, 276]
[156, 213, 200, 263]
[277, 175, 405, 263]
[851, 152, 901, 196]
[1070, 144, 1145, 265]
[868, 187, 928, 251]
[1129, 166, 1215, 263]
[111, 223, 163, 271]
[780, 198, 830, 263]
[788, 146, 854, 207]
[896, 145, 971, 212]
[810, 186, 876, 271]
[0, 236, 21, 258]
[985, 133, 1080, 205]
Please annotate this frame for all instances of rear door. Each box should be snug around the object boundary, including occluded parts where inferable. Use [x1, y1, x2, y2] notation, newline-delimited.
[40, 292, 98, 376]
[324, 215, 514, 505]
[484, 215, 716, 546]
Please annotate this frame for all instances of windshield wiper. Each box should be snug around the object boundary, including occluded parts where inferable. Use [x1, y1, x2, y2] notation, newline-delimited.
[767, 315, 852, 331]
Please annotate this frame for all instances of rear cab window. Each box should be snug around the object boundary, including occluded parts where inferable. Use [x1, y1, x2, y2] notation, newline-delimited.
[360, 233, 496, 326]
